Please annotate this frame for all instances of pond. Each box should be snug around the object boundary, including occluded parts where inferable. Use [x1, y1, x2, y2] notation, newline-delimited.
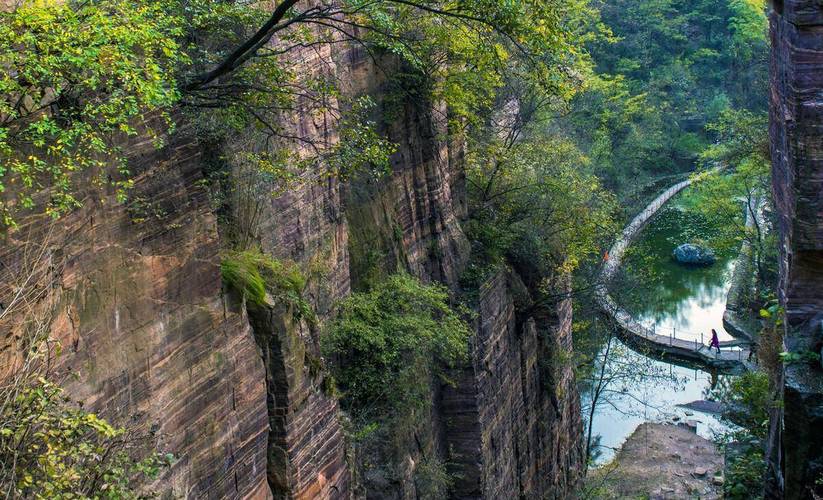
[584, 189, 741, 465]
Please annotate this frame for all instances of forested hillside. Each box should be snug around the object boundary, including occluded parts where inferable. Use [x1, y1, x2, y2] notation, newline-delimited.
[565, 0, 769, 203]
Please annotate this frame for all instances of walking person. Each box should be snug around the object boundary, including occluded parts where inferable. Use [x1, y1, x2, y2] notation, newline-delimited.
[710, 328, 721, 354]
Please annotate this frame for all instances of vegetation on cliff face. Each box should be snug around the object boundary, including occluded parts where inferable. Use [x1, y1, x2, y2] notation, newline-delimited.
[0, 290, 172, 499]
[0, 0, 185, 226]
[322, 274, 471, 494]
[0, 0, 594, 229]
[0, 378, 172, 499]
[221, 249, 312, 320]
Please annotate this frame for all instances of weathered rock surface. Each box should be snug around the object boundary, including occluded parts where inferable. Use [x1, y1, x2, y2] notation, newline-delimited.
[0, 129, 271, 499]
[442, 271, 584, 499]
[1, 13, 585, 500]
[768, 1, 823, 497]
[585, 423, 723, 500]
[673, 243, 716, 266]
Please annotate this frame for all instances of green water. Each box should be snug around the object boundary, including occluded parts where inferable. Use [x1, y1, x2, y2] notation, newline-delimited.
[621, 197, 737, 343]
[586, 188, 742, 464]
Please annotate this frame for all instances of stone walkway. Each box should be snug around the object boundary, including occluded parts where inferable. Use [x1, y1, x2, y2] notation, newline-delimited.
[595, 173, 752, 374]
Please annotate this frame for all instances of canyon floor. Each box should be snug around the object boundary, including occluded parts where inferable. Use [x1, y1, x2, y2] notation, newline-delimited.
[582, 423, 724, 499]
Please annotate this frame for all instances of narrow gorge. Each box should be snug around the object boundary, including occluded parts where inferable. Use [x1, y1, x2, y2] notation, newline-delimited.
[0, 0, 821, 499]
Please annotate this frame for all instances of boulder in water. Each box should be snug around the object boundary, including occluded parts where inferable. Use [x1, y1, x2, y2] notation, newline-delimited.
[673, 243, 716, 266]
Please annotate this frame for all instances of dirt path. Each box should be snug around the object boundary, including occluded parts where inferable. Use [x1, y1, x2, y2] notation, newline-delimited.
[582, 423, 724, 499]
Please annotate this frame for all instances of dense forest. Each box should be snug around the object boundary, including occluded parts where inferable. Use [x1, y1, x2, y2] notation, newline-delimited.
[0, 0, 814, 499]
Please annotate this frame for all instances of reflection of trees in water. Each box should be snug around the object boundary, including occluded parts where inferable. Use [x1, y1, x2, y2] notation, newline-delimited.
[616, 204, 735, 325]
[580, 197, 742, 465]
[579, 318, 688, 464]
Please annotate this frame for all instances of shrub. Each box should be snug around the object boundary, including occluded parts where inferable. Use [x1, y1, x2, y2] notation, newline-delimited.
[0, 0, 186, 227]
[322, 274, 471, 428]
[725, 443, 766, 500]
[710, 371, 770, 438]
[0, 378, 172, 498]
[709, 370, 772, 499]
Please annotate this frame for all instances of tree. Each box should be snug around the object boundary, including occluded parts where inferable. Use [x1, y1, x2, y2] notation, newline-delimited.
[322, 274, 471, 493]
[322, 273, 470, 426]
[575, 319, 686, 463]
[691, 108, 775, 291]
[1, 0, 597, 229]
[0, 234, 170, 497]
[0, 0, 186, 226]
[464, 123, 617, 289]
[558, 0, 769, 207]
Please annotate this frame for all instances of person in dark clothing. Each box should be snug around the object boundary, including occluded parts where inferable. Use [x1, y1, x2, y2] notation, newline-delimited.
[710, 329, 720, 354]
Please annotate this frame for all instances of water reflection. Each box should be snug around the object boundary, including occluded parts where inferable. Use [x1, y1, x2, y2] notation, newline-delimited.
[625, 204, 736, 342]
[584, 342, 732, 464]
[585, 197, 738, 465]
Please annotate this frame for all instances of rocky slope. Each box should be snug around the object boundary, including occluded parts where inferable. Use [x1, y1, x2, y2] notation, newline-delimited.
[0, 19, 584, 500]
[768, 1, 823, 497]
[584, 423, 724, 500]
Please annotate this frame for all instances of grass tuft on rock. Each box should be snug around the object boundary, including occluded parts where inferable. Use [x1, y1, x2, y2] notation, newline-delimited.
[221, 249, 312, 321]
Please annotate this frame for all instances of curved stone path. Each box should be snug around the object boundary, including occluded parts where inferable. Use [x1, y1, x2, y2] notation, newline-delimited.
[595, 173, 752, 374]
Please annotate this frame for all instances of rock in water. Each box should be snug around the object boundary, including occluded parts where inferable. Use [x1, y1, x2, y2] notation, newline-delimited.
[673, 243, 716, 266]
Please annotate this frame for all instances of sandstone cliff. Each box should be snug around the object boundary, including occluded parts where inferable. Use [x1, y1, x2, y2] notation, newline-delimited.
[0, 129, 271, 499]
[768, 1, 823, 497]
[0, 26, 584, 500]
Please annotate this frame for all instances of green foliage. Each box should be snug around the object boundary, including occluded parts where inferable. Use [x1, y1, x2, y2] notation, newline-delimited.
[413, 455, 453, 499]
[326, 97, 397, 180]
[349, 0, 602, 128]
[0, 0, 186, 227]
[221, 249, 312, 321]
[779, 350, 821, 366]
[728, 0, 769, 61]
[561, 0, 769, 205]
[725, 443, 766, 500]
[708, 370, 771, 499]
[1, 0, 600, 232]
[323, 274, 470, 428]
[0, 378, 172, 498]
[716, 372, 771, 438]
[465, 134, 617, 285]
[688, 108, 776, 289]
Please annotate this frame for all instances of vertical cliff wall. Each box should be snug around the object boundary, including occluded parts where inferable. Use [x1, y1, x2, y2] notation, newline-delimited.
[442, 272, 584, 499]
[769, 1, 823, 497]
[0, 129, 271, 499]
[0, 22, 585, 500]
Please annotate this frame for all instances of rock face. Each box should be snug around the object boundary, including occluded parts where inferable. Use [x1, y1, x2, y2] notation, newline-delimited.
[0, 128, 271, 499]
[768, 1, 823, 497]
[673, 244, 716, 266]
[442, 271, 584, 499]
[0, 15, 585, 500]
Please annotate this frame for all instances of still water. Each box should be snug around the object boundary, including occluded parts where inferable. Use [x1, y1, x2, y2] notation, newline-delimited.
[586, 193, 738, 465]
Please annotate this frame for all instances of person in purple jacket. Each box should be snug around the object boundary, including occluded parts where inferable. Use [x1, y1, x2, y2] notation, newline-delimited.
[709, 329, 720, 354]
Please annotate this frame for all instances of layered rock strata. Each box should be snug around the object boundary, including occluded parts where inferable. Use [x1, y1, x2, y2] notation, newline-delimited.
[442, 271, 584, 499]
[768, 1, 823, 497]
[0, 14, 586, 500]
[0, 129, 271, 499]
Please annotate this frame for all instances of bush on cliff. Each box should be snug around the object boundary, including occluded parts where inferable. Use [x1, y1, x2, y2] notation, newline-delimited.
[0, 377, 172, 499]
[322, 274, 470, 493]
[221, 249, 313, 321]
[323, 274, 470, 428]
